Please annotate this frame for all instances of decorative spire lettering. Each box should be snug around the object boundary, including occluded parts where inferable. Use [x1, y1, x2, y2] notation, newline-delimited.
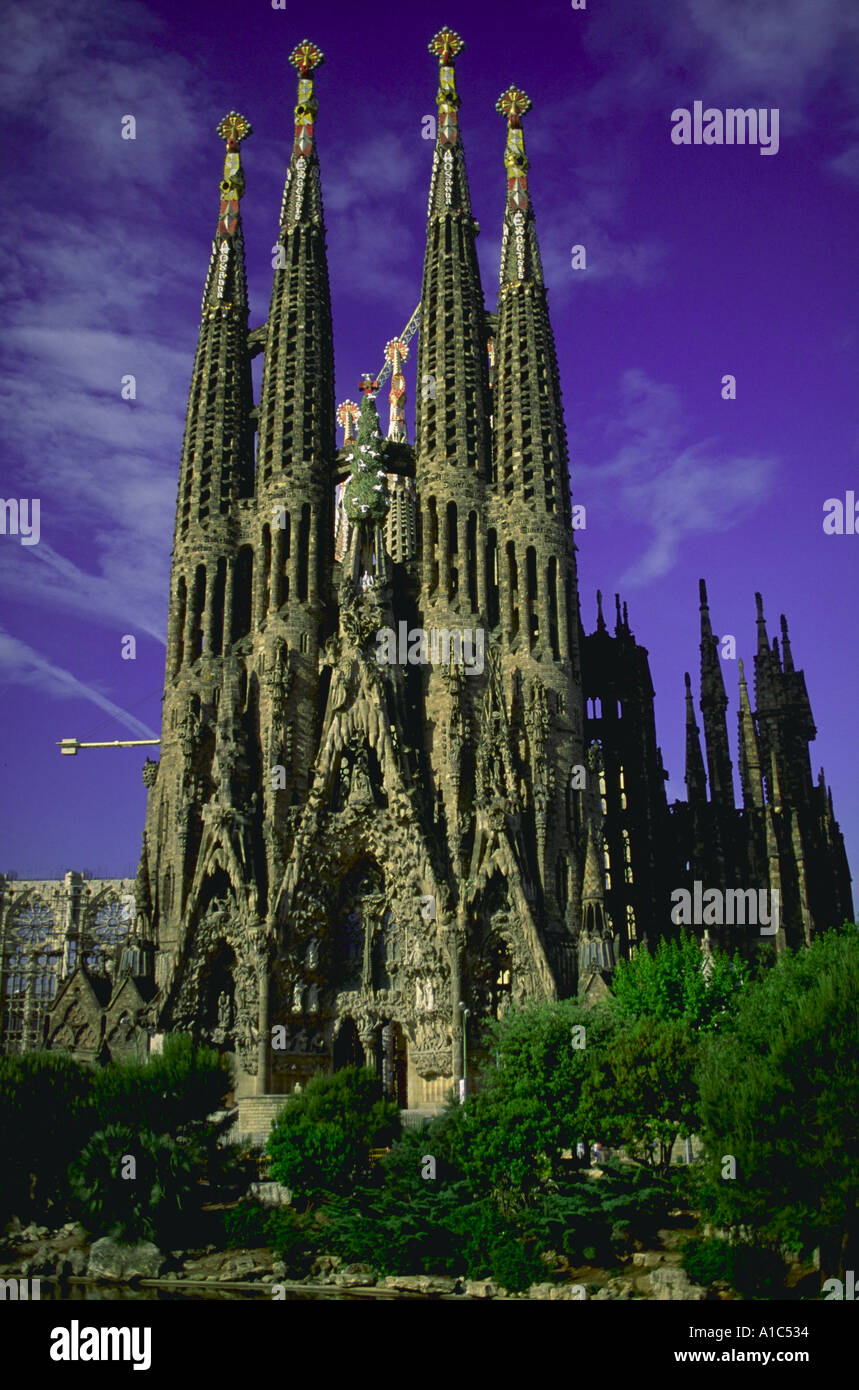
[215, 111, 252, 239]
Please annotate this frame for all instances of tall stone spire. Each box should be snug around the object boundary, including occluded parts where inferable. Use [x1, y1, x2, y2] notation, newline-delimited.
[698, 579, 733, 807]
[255, 38, 335, 612]
[415, 28, 492, 502]
[684, 672, 707, 807]
[737, 658, 764, 810]
[174, 112, 255, 558]
[489, 86, 579, 667]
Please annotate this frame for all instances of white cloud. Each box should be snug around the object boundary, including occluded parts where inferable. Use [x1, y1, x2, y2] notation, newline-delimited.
[576, 369, 777, 586]
[0, 626, 158, 739]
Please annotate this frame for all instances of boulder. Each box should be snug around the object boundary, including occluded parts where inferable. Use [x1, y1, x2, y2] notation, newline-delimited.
[632, 1251, 666, 1269]
[380, 1275, 457, 1295]
[464, 1278, 499, 1299]
[246, 1182, 292, 1208]
[87, 1238, 164, 1283]
[336, 1262, 377, 1287]
[527, 1281, 588, 1301]
[648, 1266, 706, 1301]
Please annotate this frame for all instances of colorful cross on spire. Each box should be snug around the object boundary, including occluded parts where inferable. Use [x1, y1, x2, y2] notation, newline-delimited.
[497, 86, 532, 218]
[496, 86, 532, 128]
[215, 111, 252, 239]
[216, 110, 253, 151]
[428, 27, 464, 65]
[289, 39, 324, 76]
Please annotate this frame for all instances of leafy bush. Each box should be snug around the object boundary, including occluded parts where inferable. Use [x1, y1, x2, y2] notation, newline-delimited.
[222, 1202, 318, 1276]
[520, 1164, 674, 1265]
[91, 1034, 231, 1138]
[0, 1052, 95, 1222]
[682, 1237, 786, 1299]
[267, 1068, 399, 1202]
[69, 1124, 203, 1244]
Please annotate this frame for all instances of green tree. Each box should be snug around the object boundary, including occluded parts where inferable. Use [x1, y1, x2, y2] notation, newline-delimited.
[457, 998, 617, 1207]
[610, 933, 748, 1031]
[69, 1124, 202, 1244]
[267, 1067, 399, 1203]
[579, 1016, 700, 1173]
[0, 1052, 95, 1221]
[696, 924, 859, 1287]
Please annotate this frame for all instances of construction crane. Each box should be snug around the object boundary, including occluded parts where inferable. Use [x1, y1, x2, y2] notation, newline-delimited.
[58, 738, 160, 756]
[371, 304, 421, 389]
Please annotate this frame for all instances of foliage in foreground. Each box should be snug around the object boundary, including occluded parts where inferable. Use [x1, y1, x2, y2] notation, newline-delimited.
[267, 1067, 400, 1202]
[696, 924, 859, 1285]
[68, 1125, 202, 1244]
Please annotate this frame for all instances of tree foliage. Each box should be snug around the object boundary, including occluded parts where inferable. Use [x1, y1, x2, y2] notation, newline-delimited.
[610, 933, 748, 1031]
[267, 1067, 400, 1202]
[696, 924, 859, 1283]
[579, 1016, 700, 1173]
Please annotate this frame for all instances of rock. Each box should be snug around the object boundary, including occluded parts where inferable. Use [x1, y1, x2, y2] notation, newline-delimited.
[87, 1238, 164, 1283]
[464, 1278, 499, 1299]
[22, 1244, 54, 1277]
[67, 1249, 88, 1277]
[247, 1182, 292, 1208]
[336, 1262, 377, 1288]
[632, 1252, 665, 1269]
[272, 1260, 287, 1279]
[310, 1255, 340, 1282]
[648, 1266, 706, 1301]
[380, 1275, 457, 1295]
[527, 1281, 588, 1301]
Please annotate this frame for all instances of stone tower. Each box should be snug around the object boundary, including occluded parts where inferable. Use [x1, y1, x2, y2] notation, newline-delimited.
[85, 31, 849, 1122]
[126, 33, 597, 1116]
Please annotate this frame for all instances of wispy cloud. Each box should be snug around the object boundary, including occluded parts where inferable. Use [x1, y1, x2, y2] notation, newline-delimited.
[0, 626, 158, 739]
[577, 369, 778, 586]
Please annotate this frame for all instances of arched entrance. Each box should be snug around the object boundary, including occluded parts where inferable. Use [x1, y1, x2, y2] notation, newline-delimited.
[332, 1017, 364, 1071]
[376, 1021, 408, 1109]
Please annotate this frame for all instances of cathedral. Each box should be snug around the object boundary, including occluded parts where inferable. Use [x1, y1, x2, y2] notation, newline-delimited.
[9, 31, 849, 1125]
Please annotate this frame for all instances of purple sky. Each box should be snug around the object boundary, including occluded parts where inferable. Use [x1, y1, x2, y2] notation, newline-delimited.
[1, 0, 857, 891]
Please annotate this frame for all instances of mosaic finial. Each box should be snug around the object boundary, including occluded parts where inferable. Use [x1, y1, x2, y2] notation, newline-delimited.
[215, 112, 252, 239]
[428, 28, 465, 65]
[289, 39, 325, 76]
[337, 400, 360, 446]
[496, 86, 532, 128]
[385, 339, 410, 443]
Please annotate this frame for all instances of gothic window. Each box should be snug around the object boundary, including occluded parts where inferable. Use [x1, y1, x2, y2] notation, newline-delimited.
[297, 504, 311, 601]
[622, 829, 633, 884]
[603, 844, 612, 891]
[619, 765, 627, 811]
[2, 899, 61, 1052]
[373, 910, 399, 992]
[340, 909, 363, 992]
[599, 765, 608, 817]
[626, 904, 637, 940]
[85, 897, 133, 976]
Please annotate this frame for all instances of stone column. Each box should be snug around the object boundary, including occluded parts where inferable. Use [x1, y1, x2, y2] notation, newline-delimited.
[203, 563, 217, 655]
[223, 559, 235, 652]
[256, 954, 269, 1095]
[270, 527, 283, 614]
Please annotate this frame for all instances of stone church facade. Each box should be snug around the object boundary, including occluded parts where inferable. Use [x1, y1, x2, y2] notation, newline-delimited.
[5, 33, 849, 1124]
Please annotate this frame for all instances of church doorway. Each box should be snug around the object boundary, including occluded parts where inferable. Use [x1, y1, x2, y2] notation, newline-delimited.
[376, 1021, 408, 1109]
[332, 1017, 364, 1071]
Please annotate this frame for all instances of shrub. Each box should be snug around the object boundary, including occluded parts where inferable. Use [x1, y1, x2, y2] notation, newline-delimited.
[222, 1202, 318, 1276]
[91, 1034, 231, 1138]
[267, 1068, 399, 1201]
[69, 1124, 203, 1244]
[682, 1236, 786, 1299]
[0, 1052, 95, 1222]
